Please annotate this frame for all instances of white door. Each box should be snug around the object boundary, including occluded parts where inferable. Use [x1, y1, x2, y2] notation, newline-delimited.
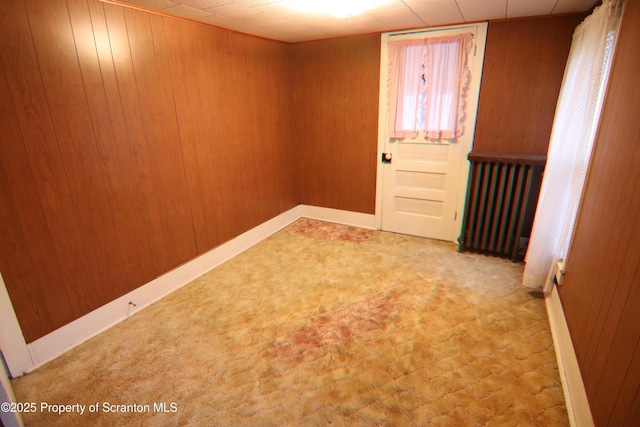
[378, 24, 487, 241]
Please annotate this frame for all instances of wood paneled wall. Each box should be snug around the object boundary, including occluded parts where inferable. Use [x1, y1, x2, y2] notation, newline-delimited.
[0, 0, 587, 348]
[0, 0, 296, 342]
[559, 2, 640, 425]
[293, 35, 380, 214]
[474, 14, 585, 154]
[292, 17, 582, 216]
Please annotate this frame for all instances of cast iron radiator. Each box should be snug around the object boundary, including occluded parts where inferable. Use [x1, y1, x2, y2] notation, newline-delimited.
[458, 151, 546, 262]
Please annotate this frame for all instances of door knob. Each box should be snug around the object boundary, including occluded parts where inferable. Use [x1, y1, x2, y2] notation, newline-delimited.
[381, 153, 392, 163]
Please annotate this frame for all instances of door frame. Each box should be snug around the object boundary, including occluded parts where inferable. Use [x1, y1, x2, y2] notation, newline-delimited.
[1, 363, 23, 427]
[375, 23, 488, 241]
[0, 272, 28, 427]
[0, 272, 32, 378]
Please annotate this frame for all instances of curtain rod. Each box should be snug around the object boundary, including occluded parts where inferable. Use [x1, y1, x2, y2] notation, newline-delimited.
[388, 23, 483, 38]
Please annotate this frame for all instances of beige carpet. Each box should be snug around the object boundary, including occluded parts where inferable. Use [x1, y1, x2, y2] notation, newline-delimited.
[11, 219, 568, 426]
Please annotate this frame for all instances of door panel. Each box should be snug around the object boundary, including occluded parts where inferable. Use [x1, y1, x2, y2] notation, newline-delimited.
[382, 140, 463, 240]
[379, 24, 487, 241]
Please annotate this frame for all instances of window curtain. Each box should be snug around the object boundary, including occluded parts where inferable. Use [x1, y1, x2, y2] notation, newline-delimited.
[523, 0, 623, 294]
[388, 39, 424, 139]
[387, 33, 473, 140]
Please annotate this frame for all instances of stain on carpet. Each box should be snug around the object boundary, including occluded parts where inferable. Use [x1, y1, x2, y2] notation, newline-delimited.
[271, 291, 401, 362]
[286, 218, 374, 244]
[11, 219, 568, 426]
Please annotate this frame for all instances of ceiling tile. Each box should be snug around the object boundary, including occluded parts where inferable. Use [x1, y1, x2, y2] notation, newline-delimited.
[124, 0, 178, 10]
[198, 14, 236, 26]
[251, 1, 306, 17]
[265, 24, 326, 42]
[199, 15, 257, 33]
[233, 0, 284, 6]
[207, 2, 263, 18]
[173, 0, 231, 10]
[244, 13, 287, 25]
[115, 0, 598, 43]
[366, 7, 426, 28]
[456, 0, 507, 21]
[161, 4, 213, 19]
[552, 0, 598, 14]
[258, 20, 306, 31]
[506, 0, 556, 18]
[284, 14, 342, 27]
[404, 0, 464, 26]
[366, 0, 408, 12]
[341, 14, 389, 31]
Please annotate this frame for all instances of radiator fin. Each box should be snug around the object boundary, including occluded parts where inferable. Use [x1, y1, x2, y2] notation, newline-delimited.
[459, 152, 545, 262]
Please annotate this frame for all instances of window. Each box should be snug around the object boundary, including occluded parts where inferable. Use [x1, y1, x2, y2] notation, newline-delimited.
[388, 33, 473, 140]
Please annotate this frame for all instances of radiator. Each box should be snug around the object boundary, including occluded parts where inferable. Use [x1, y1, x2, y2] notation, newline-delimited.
[458, 152, 546, 262]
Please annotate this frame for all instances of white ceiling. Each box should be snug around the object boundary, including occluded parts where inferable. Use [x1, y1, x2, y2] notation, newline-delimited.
[112, 0, 597, 43]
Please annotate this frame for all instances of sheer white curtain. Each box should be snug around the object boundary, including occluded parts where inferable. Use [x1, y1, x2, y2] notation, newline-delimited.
[422, 35, 472, 140]
[387, 34, 473, 139]
[388, 40, 424, 139]
[523, 0, 623, 294]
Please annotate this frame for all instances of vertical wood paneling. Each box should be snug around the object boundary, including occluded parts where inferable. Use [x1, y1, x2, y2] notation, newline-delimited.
[102, 3, 164, 279]
[94, 1, 156, 284]
[620, 356, 640, 424]
[0, 65, 64, 341]
[294, 35, 380, 214]
[559, 1, 640, 425]
[210, 32, 252, 241]
[163, 20, 221, 251]
[473, 15, 584, 154]
[120, 7, 197, 273]
[235, 37, 297, 228]
[0, 0, 295, 342]
[615, 343, 640, 425]
[164, 19, 296, 252]
[593, 258, 640, 425]
[24, 0, 126, 307]
[0, 0, 96, 324]
[67, 0, 148, 295]
[0, 172, 54, 339]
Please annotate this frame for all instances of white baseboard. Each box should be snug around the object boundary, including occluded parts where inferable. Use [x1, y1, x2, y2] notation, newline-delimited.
[546, 284, 594, 427]
[299, 205, 376, 229]
[1, 204, 378, 377]
[14, 206, 301, 375]
[3, 207, 590, 427]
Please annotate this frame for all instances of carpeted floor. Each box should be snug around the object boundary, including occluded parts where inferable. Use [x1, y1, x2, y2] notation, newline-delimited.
[11, 219, 568, 426]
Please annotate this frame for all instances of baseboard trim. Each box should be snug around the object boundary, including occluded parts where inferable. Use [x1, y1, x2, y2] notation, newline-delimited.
[546, 284, 594, 427]
[299, 205, 376, 229]
[3, 205, 378, 376]
[22, 206, 301, 374]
